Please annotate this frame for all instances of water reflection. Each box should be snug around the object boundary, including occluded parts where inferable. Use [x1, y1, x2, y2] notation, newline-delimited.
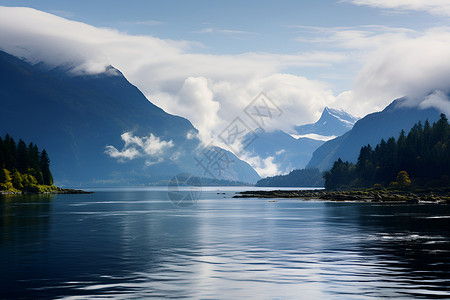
[350, 203, 450, 298]
[0, 191, 449, 299]
[0, 194, 54, 298]
[0, 194, 53, 243]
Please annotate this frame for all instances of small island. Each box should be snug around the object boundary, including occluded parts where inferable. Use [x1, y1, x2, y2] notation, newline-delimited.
[0, 134, 91, 195]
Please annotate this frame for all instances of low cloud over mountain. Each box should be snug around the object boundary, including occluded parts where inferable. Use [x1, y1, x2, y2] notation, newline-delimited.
[1, 6, 450, 176]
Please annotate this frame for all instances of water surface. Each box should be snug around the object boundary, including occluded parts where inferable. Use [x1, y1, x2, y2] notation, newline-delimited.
[1, 187, 449, 299]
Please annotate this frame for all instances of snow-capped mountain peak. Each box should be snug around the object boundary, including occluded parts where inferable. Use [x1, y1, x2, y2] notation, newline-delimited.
[294, 107, 359, 138]
[323, 107, 359, 125]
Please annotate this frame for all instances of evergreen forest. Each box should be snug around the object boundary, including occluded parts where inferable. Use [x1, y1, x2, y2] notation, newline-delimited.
[0, 134, 54, 192]
[324, 114, 450, 190]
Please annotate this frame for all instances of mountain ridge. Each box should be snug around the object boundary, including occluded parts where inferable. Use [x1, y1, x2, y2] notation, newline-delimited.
[307, 97, 443, 171]
[244, 106, 357, 175]
[294, 106, 359, 138]
[0, 50, 260, 186]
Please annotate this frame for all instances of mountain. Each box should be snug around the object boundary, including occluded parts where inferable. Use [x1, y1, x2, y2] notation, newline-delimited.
[243, 107, 356, 174]
[245, 128, 324, 174]
[0, 50, 260, 186]
[307, 98, 443, 171]
[294, 107, 359, 138]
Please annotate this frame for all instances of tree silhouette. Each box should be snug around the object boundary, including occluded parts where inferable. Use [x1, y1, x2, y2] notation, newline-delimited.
[40, 149, 53, 186]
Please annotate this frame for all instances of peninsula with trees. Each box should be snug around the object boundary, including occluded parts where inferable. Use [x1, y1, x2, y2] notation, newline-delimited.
[0, 134, 90, 194]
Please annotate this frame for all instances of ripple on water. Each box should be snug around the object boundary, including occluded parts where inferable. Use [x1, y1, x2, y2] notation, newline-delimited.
[1, 192, 449, 299]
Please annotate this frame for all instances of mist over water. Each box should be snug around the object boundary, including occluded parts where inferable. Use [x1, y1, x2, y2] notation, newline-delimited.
[1, 188, 449, 299]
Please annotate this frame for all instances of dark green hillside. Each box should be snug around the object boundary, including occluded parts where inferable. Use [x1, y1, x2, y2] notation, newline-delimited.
[324, 114, 450, 190]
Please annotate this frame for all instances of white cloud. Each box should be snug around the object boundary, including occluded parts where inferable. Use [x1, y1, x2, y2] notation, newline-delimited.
[419, 90, 450, 115]
[186, 130, 199, 140]
[105, 146, 140, 161]
[105, 132, 174, 164]
[275, 149, 286, 155]
[294, 24, 417, 50]
[352, 27, 450, 110]
[290, 133, 337, 141]
[294, 23, 450, 115]
[191, 27, 257, 36]
[142, 134, 174, 156]
[240, 153, 282, 178]
[0, 6, 347, 144]
[172, 76, 221, 144]
[345, 0, 450, 16]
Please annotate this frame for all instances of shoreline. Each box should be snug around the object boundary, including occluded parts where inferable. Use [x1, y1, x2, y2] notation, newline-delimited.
[234, 189, 450, 204]
[1, 187, 93, 195]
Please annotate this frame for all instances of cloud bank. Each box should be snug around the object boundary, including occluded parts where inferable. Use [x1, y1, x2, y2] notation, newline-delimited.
[295, 24, 450, 112]
[2, 6, 450, 176]
[352, 27, 450, 109]
[0, 7, 343, 136]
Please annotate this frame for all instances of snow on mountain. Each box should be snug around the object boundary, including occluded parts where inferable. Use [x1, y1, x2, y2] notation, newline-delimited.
[294, 107, 359, 138]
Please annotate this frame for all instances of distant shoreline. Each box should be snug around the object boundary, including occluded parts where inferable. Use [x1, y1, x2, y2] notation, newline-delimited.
[234, 189, 450, 204]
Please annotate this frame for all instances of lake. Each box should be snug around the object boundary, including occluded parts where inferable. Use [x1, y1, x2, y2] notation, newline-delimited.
[1, 187, 449, 299]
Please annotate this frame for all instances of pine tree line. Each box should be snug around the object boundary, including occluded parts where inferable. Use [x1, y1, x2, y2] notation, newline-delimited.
[324, 114, 450, 190]
[0, 134, 53, 192]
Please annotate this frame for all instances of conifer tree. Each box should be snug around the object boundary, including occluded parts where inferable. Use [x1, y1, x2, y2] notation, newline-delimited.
[0, 168, 8, 183]
[3, 134, 17, 171]
[40, 149, 53, 185]
[16, 139, 28, 172]
[11, 170, 23, 190]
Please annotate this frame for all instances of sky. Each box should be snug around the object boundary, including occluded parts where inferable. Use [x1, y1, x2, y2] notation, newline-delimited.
[1, 0, 450, 176]
[0, 0, 445, 93]
[1, 0, 442, 89]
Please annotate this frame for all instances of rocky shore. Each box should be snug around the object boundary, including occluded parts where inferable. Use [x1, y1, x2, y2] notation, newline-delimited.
[53, 187, 93, 194]
[234, 189, 450, 204]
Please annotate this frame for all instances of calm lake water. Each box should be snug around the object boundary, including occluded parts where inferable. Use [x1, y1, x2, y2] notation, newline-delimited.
[1, 187, 450, 299]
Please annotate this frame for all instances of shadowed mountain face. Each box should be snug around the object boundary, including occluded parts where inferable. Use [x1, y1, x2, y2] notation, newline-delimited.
[307, 98, 442, 171]
[243, 107, 357, 174]
[295, 107, 359, 138]
[0, 51, 259, 186]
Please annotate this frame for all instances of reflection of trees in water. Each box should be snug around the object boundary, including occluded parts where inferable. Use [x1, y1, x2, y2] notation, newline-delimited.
[0, 191, 203, 299]
[325, 203, 450, 297]
[0, 194, 53, 243]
